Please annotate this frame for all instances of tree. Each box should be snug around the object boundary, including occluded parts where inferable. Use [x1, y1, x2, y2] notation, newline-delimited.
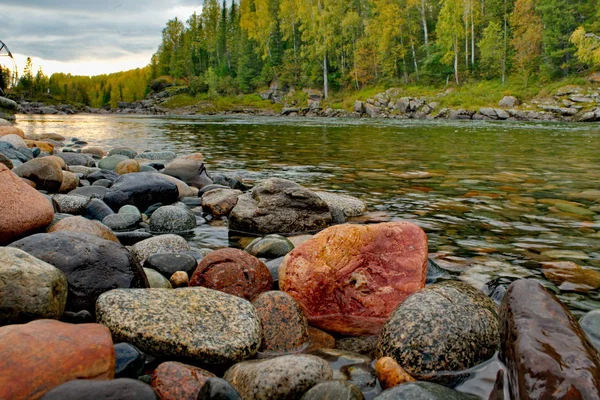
[19, 57, 34, 94]
[510, 0, 543, 85]
[571, 27, 600, 68]
[437, 0, 464, 84]
[478, 21, 504, 78]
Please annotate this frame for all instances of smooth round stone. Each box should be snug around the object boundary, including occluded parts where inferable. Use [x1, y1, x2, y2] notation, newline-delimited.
[102, 213, 141, 232]
[0, 133, 27, 149]
[149, 205, 197, 233]
[0, 247, 67, 325]
[198, 378, 242, 400]
[119, 205, 142, 216]
[58, 152, 95, 167]
[170, 271, 189, 288]
[265, 256, 284, 288]
[10, 231, 149, 316]
[301, 381, 365, 400]
[580, 310, 600, 351]
[16, 146, 34, 160]
[311, 349, 372, 381]
[59, 171, 79, 193]
[108, 147, 137, 159]
[98, 155, 129, 170]
[376, 281, 499, 383]
[374, 382, 479, 400]
[114, 230, 154, 246]
[92, 178, 112, 188]
[144, 253, 198, 279]
[87, 169, 119, 183]
[69, 186, 109, 199]
[104, 172, 179, 212]
[151, 361, 215, 400]
[81, 146, 107, 158]
[84, 198, 114, 221]
[115, 159, 141, 175]
[135, 151, 177, 161]
[224, 354, 333, 400]
[48, 216, 119, 242]
[114, 342, 146, 379]
[375, 357, 416, 390]
[245, 234, 295, 259]
[144, 268, 172, 288]
[52, 194, 89, 215]
[315, 192, 367, 223]
[253, 291, 309, 353]
[96, 287, 262, 364]
[190, 248, 273, 301]
[13, 158, 64, 192]
[198, 184, 230, 196]
[130, 234, 191, 264]
[140, 165, 157, 172]
[40, 378, 158, 400]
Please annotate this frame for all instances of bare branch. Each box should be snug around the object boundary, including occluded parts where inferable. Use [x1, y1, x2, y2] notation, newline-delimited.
[584, 33, 600, 41]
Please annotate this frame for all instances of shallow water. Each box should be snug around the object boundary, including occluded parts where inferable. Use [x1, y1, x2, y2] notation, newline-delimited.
[15, 114, 600, 317]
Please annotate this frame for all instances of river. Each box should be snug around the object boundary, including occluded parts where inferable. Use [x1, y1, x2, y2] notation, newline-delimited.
[15, 114, 600, 317]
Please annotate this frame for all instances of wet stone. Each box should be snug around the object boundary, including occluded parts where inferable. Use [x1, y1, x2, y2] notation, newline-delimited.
[149, 205, 197, 233]
[52, 194, 89, 215]
[144, 267, 172, 288]
[375, 357, 416, 390]
[244, 234, 295, 259]
[102, 213, 141, 232]
[48, 215, 119, 242]
[301, 381, 365, 400]
[114, 342, 146, 379]
[144, 252, 198, 279]
[374, 382, 479, 400]
[580, 310, 600, 351]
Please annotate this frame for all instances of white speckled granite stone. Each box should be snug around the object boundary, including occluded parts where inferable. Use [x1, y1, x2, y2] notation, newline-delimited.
[96, 287, 261, 365]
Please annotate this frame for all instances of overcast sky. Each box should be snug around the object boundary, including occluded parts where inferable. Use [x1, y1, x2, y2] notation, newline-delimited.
[0, 0, 201, 76]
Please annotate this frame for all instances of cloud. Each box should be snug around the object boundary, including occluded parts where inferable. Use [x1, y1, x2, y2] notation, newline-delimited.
[0, 1, 202, 75]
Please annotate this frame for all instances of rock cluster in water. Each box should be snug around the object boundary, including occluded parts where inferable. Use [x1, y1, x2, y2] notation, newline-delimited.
[0, 119, 599, 400]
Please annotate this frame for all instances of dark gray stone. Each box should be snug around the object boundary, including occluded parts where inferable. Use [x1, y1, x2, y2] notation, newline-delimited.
[149, 205, 197, 233]
[102, 213, 141, 232]
[84, 198, 114, 221]
[104, 173, 179, 212]
[40, 378, 158, 400]
[143, 253, 198, 278]
[374, 382, 478, 400]
[114, 342, 146, 379]
[301, 381, 364, 400]
[69, 186, 109, 199]
[198, 378, 242, 400]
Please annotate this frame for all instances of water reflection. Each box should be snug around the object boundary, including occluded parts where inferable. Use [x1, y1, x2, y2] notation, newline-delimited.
[15, 114, 600, 315]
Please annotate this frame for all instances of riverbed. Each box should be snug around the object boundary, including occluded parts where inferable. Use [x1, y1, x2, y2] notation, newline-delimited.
[14, 114, 600, 316]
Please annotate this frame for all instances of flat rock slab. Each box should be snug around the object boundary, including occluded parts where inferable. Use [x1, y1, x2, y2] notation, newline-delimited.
[96, 287, 262, 365]
[500, 279, 600, 399]
[0, 320, 115, 400]
[280, 222, 428, 335]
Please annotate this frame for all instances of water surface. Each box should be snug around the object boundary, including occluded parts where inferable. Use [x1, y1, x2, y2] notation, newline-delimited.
[15, 114, 600, 315]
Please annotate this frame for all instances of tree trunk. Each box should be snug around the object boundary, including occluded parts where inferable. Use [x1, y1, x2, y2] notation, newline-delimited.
[420, 0, 429, 56]
[470, 3, 475, 66]
[411, 42, 419, 80]
[323, 52, 329, 99]
[502, 0, 507, 85]
[454, 38, 459, 85]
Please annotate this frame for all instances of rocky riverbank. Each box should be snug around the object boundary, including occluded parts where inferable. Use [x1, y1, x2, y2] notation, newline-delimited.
[1, 118, 600, 399]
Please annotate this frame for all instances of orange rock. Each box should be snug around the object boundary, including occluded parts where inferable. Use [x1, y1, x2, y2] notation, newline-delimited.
[169, 271, 189, 288]
[304, 327, 336, 353]
[151, 361, 215, 400]
[375, 357, 416, 389]
[0, 319, 115, 400]
[25, 139, 54, 153]
[49, 216, 119, 242]
[115, 159, 140, 175]
[542, 261, 600, 292]
[0, 164, 54, 245]
[279, 222, 428, 336]
[0, 126, 24, 138]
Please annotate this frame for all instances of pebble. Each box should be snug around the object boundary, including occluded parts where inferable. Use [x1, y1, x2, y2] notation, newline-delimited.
[130, 234, 191, 264]
[59, 170, 79, 193]
[52, 194, 90, 214]
[149, 205, 197, 233]
[84, 198, 114, 221]
[40, 378, 158, 400]
[114, 342, 146, 379]
[104, 172, 179, 212]
[170, 270, 190, 287]
[151, 361, 215, 400]
[580, 310, 600, 351]
[375, 357, 416, 390]
[197, 378, 243, 400]
[245, 234, 295, 259]
[144, 252, 198, 278]
[115, 159, 141, 174]
[108, 147, 137, 158]
[102, 212, 141, 232]
[201, 188, 242, 216]
[98, 155, 129, 170]
[144, 267, 173, 288]
[13, 157, 64, 192]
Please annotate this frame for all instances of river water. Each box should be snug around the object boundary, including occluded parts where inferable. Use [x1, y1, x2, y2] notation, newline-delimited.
[15, 114, 600, 317]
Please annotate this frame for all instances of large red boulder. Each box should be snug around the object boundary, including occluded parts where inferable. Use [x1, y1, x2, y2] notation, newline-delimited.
[279, 222, 428, 336]
[0, 320, 115, 400]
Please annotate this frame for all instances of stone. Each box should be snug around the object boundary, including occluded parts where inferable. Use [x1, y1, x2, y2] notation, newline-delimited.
[96, 287, 262, 364]
[104, 172, 179, 212]
[498, 96, 519, 108]
[98, 155, 129, 170]
[10, 231, 149, 315]
[499, 279, 600, 399]
[58, 152, 95, 167]
[202, 188, 242, 217]
[229, 178, 332, 235]
[59, 170, 79, 193]
[224, 355, 333, 400]
[336, 336, 378, 355]
[108, 147, 137, 159]
[376, 281, 500, 383]
[0, 133, 27, 149]
[542, 261, 600, 292]
[135, 151, 177, 161]
[0, 126, 24, 138]
[170, 271, 189, 287]
[114, 342, 146, 379]
[198, 378, 242, 400]
[48, 216, 119, 242]
[301, 381, 365, 400]
[144, 252, 198, 278]
[374, 382, 479, 400]
[87, 169, 119, 183]
[115, 230, 154, 246]
[28, 140, 57, 153]
[144, 267, 173, 288]
[581, 310, 600, 351]
[81, 146, 107, 158]
[0, 247, 67, 324]
[315, 192, 367, 223]
[0, 164, 54, 245]
[149, 205, 197, 233]
[115, 159, 141, 175]
[252, 291, 310, 353]
[0, 320, 115, 400]
[160, 173, 197, 198]
[52, 194, 89, 214]
[163, 158, 204, 181]
[84, 198, 114, 221]
[280, 222, 428, 336]
[13, 157, 64, 192]
[130, 234, 191, 264]
[151, 361, 215, 400]
[0, 153, 12, 169]
[375, 357, 416, 390]
[306, 327, 336, 352]
[102, 213, 141, 232]
[69, 186, 109, 199]
[40, 379, 158, 400]
[190, 248, 273, 301]
[245, 235, 295, 259]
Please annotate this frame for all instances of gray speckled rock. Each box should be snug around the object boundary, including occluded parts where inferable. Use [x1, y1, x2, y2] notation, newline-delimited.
[143, 268, 172, 289]
[149, 205, 197, 233]
[374, 382, 479, 400]
[301, 381, 365, 400]
[108, 147, 137, 159]
[376, 281, 499, 383]
[201, 188, 242, 217]
[0, 247, 68, 325]
[130, 234, 191, 264]
[52, 194, 90, 215]
[245, 235, 294, 259]
[96, 287, 262, 364]
[135, 151, 177, 161]
[224, 354, 333, 400]
[102, 213, 141, 232]
[315, 192, 367, 223]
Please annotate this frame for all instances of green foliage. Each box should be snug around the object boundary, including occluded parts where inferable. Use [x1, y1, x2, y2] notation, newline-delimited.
[478, 21, 504, 78]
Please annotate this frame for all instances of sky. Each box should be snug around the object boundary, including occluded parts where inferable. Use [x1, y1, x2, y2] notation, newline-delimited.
[0, 0, 202, 77]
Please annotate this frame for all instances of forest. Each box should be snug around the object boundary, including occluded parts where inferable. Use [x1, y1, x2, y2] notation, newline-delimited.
[6, 0, 600, 107]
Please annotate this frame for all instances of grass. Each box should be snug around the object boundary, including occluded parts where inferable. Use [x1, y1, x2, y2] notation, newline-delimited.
[161, 92, 283, 113]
